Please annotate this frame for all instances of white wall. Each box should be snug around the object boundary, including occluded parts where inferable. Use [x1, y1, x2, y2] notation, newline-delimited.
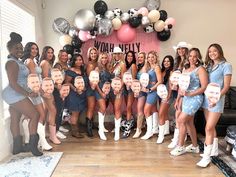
[42, 0, 236, 85]
[0, 0, 44, 161]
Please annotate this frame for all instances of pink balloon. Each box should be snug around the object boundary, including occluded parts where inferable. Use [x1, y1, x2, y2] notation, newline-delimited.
[138, 7, 149, 16]
[165, 17, 176, 26]
[116, 24, 136, 43]
[78, 30, 91, 42]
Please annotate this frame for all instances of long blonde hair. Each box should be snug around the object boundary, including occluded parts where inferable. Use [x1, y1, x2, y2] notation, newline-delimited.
[146, 50, 159, 70]
[97, 52, 111, 72]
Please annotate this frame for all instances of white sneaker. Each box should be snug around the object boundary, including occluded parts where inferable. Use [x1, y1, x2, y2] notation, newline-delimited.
[59, 126, 69, 133]
[185, 144, 200, 153]
[168, 140, 178, 149]
[56, 131, 67, 139]
[170, 146, 186, 156]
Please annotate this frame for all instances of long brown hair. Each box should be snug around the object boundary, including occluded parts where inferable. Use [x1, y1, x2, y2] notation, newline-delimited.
[205, 43, 226, 67]
[184, 48, 203, 69]
[40, 46, 55, 66]
[174, 48, 189, 71]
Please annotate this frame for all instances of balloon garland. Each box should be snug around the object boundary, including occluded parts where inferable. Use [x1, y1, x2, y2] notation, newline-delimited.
[52, 0, 175, 55]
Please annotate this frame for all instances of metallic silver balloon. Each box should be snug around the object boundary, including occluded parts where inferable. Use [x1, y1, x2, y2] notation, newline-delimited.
[52, 18, 70, 34]
[74, 9, 96, 31]
[104, 10, 114, 20]
[141, 16, 151, 27]
[120, 12, 130, 23]
[68, 26, 78, 37]
[98, 18, 113, 36]
[145, 0, 161, 10]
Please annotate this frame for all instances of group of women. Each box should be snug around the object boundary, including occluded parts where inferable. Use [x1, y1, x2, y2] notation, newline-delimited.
[2, 32, 232, 168]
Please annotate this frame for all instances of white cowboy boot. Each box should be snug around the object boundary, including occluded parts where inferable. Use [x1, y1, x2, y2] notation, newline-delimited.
[156, 125, 165, 144]
[114, 118, 121, 141]
[197, 144, 213, 168]
[37, 123, 52, 151]
[141, 116, 153, 140]
[152, 112, 159, 134]
[98, 112, 107, 140]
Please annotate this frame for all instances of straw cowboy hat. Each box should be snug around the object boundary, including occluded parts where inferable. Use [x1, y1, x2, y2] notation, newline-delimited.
[173, 41, 192, 52]
[113, 46, 123, 54]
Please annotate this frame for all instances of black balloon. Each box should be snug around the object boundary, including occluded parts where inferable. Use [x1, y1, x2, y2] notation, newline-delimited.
[71, 37, 83, 49]
[157, 30, 171, 41]
[159, 10, 168, 21]
[63, 44, 74, 55]
[94, 0, 108, 15]
[129, 17, 141, 28]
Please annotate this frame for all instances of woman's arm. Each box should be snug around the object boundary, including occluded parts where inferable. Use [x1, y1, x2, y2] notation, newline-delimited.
[40, 61, 50, 78]
[6, 61, 29, 96]
[131, 64, 137, 79]
[221, 75, 232, 96]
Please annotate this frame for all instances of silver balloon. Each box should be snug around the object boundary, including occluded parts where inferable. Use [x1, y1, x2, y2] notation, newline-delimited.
[104, 10, 114, 20]
[68, 26, 78, 37]
[74, 9, 96, 31]
[141, 16, 150, 26]
[120, 12, 130, 23]
[52, 18, 70, 34]
[145, 0, 161, 11]
[98, 18, 113, 36]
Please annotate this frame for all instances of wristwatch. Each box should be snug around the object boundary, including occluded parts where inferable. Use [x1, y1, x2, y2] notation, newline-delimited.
[149, 88, 152, 93]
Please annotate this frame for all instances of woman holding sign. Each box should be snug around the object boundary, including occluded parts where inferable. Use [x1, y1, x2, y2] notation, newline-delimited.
[170, 48, 208, 156]
[22, 42, 53, 151]
[85, 47, 99, 137]
[141, 51, 162, 140]
[133, 52, 147, 138]
[64, 54, 86, 138]
[110, 46, 126, 141]
[156, 55, 174, 144]
[122, 51, 137, 138]
[197, 44, 232, 167]
[95, 52, 112, 140]
[2, 32, 42, 156]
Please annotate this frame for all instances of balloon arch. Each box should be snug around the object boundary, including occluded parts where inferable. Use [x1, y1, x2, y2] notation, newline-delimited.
[52, 0, 176, 56]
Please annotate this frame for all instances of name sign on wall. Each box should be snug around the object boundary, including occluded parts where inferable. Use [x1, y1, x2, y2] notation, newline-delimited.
[82, 29, 160, 61]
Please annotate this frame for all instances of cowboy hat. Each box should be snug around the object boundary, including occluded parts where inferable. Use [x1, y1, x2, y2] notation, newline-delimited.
[113, 46, 123, 54]
[173, 41, 192, 52]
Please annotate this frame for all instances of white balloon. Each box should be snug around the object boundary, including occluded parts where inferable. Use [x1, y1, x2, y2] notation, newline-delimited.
[59, 35, 72, 46]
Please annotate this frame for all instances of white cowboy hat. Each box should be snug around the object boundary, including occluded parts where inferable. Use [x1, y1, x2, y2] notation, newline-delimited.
[173, 41, 192, 52]
[113, 46, 123, 53]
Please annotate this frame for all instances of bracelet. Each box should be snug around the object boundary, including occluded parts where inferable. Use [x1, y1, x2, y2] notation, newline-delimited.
[149, 88, 152, 93]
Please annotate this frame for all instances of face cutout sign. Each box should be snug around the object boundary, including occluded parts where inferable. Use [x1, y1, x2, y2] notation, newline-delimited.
[60, 84, 70, 100]
[42, 78, 54, 94]
[74, 76, 85, 94]
[178, 73, 190, 91]
[102, 82, 111, 95]
[27, 74, 41, 93]
[123, 72, 133, 89]
[131, 79, 141, 97]
[157, 84, 168, 100]
[89, 70, 99, 89]
[51, 69, 64, 85]
[139, 73, 149, 88]
[169, 70, 181, 90]
[204, 83, 221, 106]
[111, 77, 122, 93]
